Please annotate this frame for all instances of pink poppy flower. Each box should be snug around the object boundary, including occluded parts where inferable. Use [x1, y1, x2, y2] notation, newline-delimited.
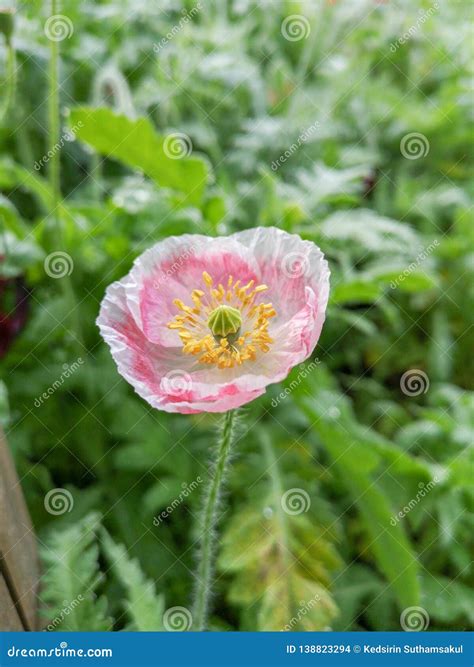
[97, 227, 329, 414]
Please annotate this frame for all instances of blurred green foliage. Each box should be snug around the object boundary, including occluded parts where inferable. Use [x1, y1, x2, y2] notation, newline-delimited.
[0, 0, 472, 631]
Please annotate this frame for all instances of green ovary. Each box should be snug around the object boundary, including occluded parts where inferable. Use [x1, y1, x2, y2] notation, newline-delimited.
[207, 305, 242, 343]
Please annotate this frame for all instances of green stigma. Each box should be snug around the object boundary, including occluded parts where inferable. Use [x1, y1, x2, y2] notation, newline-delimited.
[208, 305, 242, 342]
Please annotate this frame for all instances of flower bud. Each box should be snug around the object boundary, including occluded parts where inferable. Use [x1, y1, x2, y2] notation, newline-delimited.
[0, 8, 15, 45]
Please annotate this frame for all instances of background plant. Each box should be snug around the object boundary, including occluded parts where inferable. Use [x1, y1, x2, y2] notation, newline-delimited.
[0, 0, 472, 631]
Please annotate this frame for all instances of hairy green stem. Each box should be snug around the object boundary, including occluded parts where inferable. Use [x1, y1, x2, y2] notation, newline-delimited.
[193, 409, 237, 630]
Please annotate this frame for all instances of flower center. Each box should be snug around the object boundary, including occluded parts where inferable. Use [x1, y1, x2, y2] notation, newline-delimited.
[208, 304, 242, 342]
[167, 271, 276, 369]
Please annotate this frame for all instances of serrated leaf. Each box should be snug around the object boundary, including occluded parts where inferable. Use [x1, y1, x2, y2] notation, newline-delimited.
[101, 529, 164, 631]
[39, 513, 111, 631]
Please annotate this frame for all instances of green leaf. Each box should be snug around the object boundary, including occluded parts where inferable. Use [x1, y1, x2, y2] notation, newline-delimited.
[377, 270, 437, 293]
[101, 529, 165, 631]
[39, 513, 111, 631]
[331, 268, 437, 305]
[331, 279, 381, 305]
[69, 107, 210, 205]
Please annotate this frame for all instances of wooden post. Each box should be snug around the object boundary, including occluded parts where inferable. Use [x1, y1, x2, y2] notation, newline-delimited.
[0, 429, 39, 630]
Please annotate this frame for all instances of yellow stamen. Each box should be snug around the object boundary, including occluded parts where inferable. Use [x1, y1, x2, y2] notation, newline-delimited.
[203, 271, 213, 287]
[166, 271, 277, 369]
